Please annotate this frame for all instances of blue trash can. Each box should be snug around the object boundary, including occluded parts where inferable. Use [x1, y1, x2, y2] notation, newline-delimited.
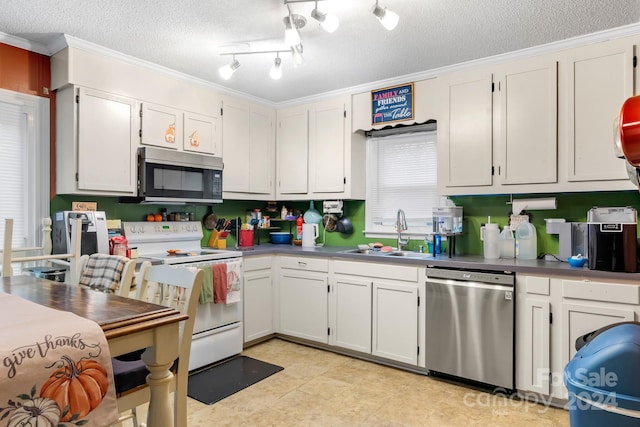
[564, 322, 640, 426]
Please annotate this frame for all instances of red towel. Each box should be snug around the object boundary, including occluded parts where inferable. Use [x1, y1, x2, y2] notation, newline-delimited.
[213, 263, 228, 304]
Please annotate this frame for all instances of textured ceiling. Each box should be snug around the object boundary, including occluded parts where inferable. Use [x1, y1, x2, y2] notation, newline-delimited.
[1, 0, 639, 103]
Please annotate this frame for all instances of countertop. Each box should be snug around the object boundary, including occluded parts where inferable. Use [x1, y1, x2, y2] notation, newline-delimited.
[231, 243, 640, 281]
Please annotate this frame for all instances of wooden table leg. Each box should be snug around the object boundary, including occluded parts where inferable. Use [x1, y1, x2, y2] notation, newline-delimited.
[142, 322, 179, 427]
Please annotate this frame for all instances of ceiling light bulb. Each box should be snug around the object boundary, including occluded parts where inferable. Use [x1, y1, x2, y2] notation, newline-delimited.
[219, 58, 240, 80]
[311, 8, 339, 33]
[372, 3, 399, 31]
[291, 44, 305, 67]
[270, 56, 283, 80]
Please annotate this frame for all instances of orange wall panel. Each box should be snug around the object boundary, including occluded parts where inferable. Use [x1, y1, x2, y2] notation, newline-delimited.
[0, 43, 50, 98]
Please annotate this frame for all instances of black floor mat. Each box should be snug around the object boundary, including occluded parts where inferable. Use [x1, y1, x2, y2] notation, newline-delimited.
[187, 356, 283, 405]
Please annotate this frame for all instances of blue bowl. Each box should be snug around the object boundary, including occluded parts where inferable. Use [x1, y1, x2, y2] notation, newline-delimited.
[568, 257, 586, 268]
[270, 232, 291, 244]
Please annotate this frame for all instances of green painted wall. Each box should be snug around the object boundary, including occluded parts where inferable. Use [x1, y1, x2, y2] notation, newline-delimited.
[51, 190, 640, 255]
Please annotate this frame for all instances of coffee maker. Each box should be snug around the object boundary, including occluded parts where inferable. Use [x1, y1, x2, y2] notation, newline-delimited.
[52, 211, 109, 256]
[587, 207, 637, 273]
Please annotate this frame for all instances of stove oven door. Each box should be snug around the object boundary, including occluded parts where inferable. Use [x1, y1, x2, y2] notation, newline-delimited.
[188, 257, 243, 370]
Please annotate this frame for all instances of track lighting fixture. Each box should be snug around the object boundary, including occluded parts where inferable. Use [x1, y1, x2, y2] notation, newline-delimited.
[270, 54, 283, 80]
[310, 2, 339, 33]
[218, 1, 399, 81]
[218, 56, 240, 80]
[371, 1, 399, 31]
[219, 50, 290, 80]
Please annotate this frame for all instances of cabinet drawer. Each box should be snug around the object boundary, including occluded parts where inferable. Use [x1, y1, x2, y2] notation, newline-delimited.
[562, 279, 640, 304]
[279, 256, 329, 273]
[244, 256, 272, 272]
[525, 276, 550, 295]
[333, 260, 418, 282]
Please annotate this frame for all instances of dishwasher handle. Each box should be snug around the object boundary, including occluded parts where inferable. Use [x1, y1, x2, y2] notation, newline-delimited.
[426, 276, 514, 292]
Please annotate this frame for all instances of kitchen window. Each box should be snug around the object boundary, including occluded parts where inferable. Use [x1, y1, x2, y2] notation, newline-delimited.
[365, 123, 446, 238]
[0, 88, 50, 253]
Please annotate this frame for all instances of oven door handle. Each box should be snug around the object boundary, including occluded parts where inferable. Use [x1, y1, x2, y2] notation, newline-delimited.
[426, 276, 513, 292]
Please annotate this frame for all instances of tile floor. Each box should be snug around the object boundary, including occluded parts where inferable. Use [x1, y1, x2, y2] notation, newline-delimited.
[134, 338, 570, 426]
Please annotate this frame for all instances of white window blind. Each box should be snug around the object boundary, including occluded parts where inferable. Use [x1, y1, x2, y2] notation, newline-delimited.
[0, 89, 49, 255]
[365, 127, 444, 237]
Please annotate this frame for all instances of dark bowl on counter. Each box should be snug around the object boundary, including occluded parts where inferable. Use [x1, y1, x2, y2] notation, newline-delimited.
[270, 232, 292, 244]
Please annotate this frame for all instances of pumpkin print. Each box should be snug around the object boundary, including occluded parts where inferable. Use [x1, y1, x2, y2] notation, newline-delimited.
[40, 356, 109, 422]
[7, 397, 60, 427]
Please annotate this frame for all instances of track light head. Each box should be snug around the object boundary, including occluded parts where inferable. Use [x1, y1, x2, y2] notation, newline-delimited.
[270, 56, 283, 80]
[219, 58, 240, 80]
[283, 14, 306, 47]
[371, 2, 399, 31]
[310, 8, 339, 33]
[291, 44, 305, 67]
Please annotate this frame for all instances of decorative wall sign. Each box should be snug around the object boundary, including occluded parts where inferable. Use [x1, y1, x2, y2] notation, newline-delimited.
[371, 83, 414, 125]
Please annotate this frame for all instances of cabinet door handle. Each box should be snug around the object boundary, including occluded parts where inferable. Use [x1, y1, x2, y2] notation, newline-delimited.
[298, 261, 307, 267]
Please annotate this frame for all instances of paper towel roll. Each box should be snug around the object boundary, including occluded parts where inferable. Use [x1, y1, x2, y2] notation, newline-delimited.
[512, 197, 557, 215]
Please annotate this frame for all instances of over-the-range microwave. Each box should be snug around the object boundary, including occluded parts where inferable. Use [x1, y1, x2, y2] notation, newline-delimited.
[123, 146, 223, 204]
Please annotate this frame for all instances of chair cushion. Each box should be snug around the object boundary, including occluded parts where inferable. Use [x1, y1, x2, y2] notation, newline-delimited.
[79, 254, 129, 292]
[112, 357, 179, 394]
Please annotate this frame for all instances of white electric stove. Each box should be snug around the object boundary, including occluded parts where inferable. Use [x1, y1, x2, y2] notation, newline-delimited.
[123, 221, 243, 371]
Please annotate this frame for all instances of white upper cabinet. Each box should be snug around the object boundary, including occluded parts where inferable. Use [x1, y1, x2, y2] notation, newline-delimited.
[276, 105, 309, 197]
[183, 111, 221, 156]
[565, 39, 634, 182]
[276, 96, 365, 200]
[56, 86, 138, 195]
[140, 102, 182, 150]
[497, 58, 558, 185]
[440, 70, 494, 189]
[222, 96, 275, 199]
[309, 99, 345, 194]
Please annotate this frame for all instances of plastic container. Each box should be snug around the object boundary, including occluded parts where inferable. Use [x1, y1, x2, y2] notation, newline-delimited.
[564, 322, 640, 426]
[515, 222, 537, 260]
[270, 232, 292, 244]
[500, 227, 515, 259]
[432, 206, 463, 234]
[481, 222, 500, 259]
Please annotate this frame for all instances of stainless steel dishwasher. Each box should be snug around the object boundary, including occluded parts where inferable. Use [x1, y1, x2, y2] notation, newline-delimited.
[425, 266, 515, 390]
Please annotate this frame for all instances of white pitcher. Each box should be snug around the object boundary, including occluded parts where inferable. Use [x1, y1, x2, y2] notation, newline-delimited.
[302, 223, 319, 247]
[481, 222, 500, 259]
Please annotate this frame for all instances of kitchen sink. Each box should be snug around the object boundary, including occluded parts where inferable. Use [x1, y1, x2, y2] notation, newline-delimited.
[338, 248, 427, 258]
[386, 251, 427, 258]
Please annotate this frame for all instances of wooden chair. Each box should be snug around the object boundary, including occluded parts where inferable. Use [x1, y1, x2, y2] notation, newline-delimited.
[1, 217, 82, 283]
[113, 263, 204, 427]
[77, 253, 137, 296]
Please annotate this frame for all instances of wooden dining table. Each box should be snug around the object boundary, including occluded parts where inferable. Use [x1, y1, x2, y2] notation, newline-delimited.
[1, 275, 187, 427]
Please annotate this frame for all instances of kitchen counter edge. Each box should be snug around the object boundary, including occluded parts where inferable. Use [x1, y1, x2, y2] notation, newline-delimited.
[233, 244, 640, 281]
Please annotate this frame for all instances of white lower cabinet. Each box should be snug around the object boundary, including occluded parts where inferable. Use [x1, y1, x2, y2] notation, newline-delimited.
[332, 276, 372, 353]
[278, 257, 329, 344]
[243, 256, 273, 343]
[331, 260, 421, 366]
[516, 275, 552, 396]
[372, 281, 419, 365]
[516, 274, 640, 401]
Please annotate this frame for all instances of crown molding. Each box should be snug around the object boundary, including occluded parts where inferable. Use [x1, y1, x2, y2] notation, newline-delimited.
[3, 22, 640, 108]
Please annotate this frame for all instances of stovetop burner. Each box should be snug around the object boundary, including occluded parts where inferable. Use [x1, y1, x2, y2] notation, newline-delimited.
[123, 221, 242, 264]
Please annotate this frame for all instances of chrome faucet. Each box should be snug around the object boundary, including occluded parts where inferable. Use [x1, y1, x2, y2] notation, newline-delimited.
[396, 209, 409, 251]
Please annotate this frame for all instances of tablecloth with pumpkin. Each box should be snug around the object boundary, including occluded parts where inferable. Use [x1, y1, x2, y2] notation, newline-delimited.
[0, 293, 118, 426]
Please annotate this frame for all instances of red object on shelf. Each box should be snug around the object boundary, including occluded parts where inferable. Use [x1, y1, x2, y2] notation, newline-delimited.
[296, 214, 304, 239]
